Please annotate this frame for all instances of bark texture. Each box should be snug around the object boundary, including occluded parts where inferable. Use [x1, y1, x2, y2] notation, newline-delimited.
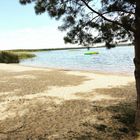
[135, 0, 140, 131]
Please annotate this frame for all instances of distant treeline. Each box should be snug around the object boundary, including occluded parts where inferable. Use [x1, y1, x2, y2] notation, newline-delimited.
[4, 43, 133, 52]
[6, 47, 88, 52]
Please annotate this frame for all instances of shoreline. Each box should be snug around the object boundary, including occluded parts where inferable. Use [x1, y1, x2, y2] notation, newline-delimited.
[19, 63, 134, 77]
[0, 44, 133, 52]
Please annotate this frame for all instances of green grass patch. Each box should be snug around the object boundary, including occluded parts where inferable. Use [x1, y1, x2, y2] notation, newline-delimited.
[0, 51, 19, 63]
[0, 51, 36, 63]
[14, 52, 36, 59]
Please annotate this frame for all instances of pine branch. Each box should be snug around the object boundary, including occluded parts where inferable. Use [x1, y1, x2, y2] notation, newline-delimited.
[80, 0, 136, 33]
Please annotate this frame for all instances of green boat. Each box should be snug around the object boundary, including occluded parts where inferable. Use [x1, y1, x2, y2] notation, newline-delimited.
[84, 52, 99, 55]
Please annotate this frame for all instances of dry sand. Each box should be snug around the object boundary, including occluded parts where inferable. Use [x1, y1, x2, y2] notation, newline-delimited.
[0, 64, 138, 140]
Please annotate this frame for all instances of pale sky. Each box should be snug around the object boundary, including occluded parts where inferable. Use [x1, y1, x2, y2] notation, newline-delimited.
[0, 1, 77, 50]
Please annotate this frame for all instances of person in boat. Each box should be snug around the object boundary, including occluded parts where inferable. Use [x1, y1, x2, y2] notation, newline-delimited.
[87, 46, 90, 50]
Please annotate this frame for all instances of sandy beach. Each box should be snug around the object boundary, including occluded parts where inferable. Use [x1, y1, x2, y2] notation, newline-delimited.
[0, 64, 137, 140]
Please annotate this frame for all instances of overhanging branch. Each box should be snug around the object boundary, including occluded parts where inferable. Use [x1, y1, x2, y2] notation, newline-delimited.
[80, 0, 136, 33]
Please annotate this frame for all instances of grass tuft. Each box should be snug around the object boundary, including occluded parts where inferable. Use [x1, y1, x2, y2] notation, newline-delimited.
[0, 51, 19, 63]
[15, 52, 36, 59]
[0, 51, 36, 63]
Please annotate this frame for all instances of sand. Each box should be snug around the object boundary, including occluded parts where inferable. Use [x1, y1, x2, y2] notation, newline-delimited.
[0, 64, 137, 140]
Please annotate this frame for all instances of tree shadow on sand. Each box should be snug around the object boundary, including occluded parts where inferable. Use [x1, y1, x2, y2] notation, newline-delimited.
[0, 82, 138, 140]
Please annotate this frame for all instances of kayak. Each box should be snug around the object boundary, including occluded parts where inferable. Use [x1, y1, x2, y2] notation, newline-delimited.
[84, 52, 99, 55]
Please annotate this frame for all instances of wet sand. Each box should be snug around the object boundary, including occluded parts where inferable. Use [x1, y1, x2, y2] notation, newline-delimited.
[0, 64, 137, 140]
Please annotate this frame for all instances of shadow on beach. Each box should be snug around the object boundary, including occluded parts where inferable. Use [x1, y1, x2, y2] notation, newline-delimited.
[0, 82, 137, 140]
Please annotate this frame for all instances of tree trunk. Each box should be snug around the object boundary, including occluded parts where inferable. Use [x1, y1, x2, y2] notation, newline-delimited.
[135, 0, 140, 131]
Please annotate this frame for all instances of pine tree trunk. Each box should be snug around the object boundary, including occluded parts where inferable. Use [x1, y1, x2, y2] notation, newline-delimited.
[134, 40, 140, 135]
[135, 39, 140, 131]
[135, 0, 140, 131]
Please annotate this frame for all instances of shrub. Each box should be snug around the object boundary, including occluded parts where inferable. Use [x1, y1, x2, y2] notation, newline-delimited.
[0, 51, 19, 63]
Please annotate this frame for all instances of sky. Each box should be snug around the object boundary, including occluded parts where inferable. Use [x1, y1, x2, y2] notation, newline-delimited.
[0, 1, 77, 50]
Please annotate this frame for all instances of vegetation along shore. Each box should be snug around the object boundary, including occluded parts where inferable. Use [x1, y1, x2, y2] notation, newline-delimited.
[0, 51, 36, 63]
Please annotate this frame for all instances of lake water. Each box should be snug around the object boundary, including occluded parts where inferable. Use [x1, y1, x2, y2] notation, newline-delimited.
[20, 46, 135, 74]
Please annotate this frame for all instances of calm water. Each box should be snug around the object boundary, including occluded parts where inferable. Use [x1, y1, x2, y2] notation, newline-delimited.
[20, 46, 134, 74]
